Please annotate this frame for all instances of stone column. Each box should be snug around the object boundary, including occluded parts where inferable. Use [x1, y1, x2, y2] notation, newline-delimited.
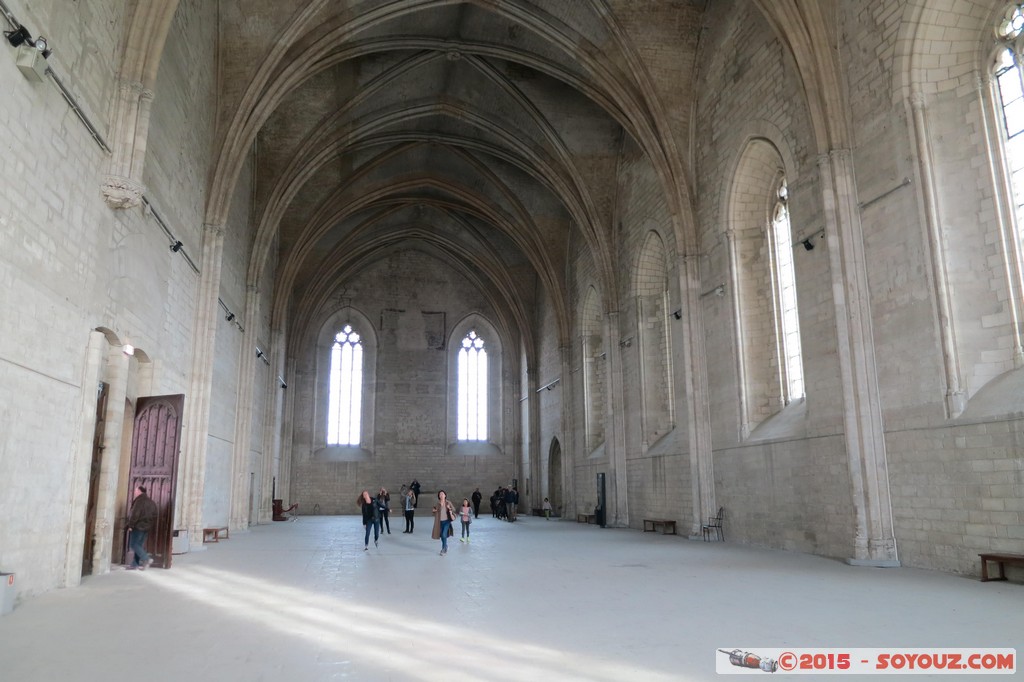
[179, 223, 226, 546]
[229, 285, 260, 530]
[677, 254, 715, 536]
[605, 311, 628, 527]
[818, 151, 899, 567]
[524, 365, 538, 505]
[556, 346, 572, 514]
[909, 89, 966, 416]
[557, 346, 573, 509]
[268, 325, 294, 518]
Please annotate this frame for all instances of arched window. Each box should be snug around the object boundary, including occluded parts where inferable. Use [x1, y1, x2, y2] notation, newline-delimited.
[995, 4, 1024, 267]
[768, 179, 804, 402]
[457, 329, 487, 441]
[327, 323, 363, 445]
[729, 136, 805, 435]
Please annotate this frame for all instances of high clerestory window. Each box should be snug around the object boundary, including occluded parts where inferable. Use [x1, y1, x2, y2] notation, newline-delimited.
[457, 329, 487, 441]
[327, 323, 363, 445]
[769, 179, 805, 403]
[995, 4, 1024, 265]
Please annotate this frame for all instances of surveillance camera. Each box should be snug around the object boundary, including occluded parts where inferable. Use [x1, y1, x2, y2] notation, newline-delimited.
[280, 382, 287, 389]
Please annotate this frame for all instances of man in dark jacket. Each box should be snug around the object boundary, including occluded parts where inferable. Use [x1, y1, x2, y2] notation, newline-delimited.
[127, 485, 158, 570]
[471, 488, 483, 519]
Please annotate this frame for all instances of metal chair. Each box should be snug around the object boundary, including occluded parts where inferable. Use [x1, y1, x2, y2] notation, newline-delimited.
[702, 506, 724, 541]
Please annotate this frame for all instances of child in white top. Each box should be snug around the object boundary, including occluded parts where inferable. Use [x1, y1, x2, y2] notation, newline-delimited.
[459, 498, 472, 542]
[543, 497, 552, 519]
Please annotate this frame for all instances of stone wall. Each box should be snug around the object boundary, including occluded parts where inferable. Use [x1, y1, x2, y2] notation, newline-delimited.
[288, 249, 514, 512]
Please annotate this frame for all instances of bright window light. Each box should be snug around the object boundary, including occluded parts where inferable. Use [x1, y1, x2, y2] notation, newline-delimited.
[457, 330, 487, 441]
[327, 324, 362, 445]
[770, 180, 805, 402]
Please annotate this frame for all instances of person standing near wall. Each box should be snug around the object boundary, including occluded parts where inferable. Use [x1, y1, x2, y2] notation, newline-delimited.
[359, 490, 380, 550]
[377, 487, 391, 535]
[471, 488, 482, 519]
[402, 487, 416, 533]
[431, 490, 456, 556]
[126, 485, 158, 570]
[410, 479, 421, 507]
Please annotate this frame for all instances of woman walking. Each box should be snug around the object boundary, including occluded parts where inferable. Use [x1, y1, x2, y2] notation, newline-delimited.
[377, 487, 391, 534]
[359, 490, 380, 550]
[458, 497, 472, 543]
[431, 490, 456, 556]
[403, 487, 416, 533]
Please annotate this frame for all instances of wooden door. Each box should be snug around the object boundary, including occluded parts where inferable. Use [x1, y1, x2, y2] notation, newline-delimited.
[126, 395, 184, 569]
[81, 382, 108, 575]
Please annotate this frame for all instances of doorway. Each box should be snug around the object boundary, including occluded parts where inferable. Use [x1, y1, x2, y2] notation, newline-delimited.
[123, 395, 184, 569]
[548, 437, 562, 515]
[81, 382, 109, 575]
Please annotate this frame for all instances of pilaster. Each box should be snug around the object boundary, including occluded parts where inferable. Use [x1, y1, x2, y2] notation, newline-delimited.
[102, 80, 154, 209]
[677, 253, 715, 536]
[180, 223, 226, 545]
[818, 151, 898, 567]
[909, 88, 966, 416]
[605, 311, 628, 527]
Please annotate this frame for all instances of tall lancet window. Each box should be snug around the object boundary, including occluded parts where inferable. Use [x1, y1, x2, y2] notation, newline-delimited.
[995, 5, 1024, 262]
[769, 179, 805, 402]
[327, 324, 363, 445]
[457, 330, 488, 441]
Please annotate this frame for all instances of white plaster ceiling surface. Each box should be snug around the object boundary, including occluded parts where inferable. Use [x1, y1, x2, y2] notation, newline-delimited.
[211, 0, 704, 343]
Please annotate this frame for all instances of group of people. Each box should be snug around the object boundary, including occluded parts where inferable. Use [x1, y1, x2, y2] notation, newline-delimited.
[489, 485, 519, 522]
[358, 482, 421, 550]
[358, 482, 490, 555]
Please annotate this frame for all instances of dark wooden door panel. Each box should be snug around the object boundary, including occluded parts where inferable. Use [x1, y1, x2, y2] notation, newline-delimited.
[126, 395, 183, 569]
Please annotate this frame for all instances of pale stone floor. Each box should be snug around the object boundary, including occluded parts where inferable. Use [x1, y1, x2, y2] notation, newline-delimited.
[0, 515, 1020, 681]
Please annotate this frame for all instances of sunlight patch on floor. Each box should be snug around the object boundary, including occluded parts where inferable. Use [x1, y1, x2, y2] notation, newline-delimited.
[152, 564, 689, 681]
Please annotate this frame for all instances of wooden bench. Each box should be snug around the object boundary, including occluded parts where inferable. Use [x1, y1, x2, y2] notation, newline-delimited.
[643, 518, 677, 535]
[577, 513, 596, 524]
[203, 527, 229, 543]
[979, 552, 1024, 582]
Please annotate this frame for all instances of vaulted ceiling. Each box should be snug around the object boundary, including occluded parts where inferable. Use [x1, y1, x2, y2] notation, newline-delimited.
[204, 0, 705, 349]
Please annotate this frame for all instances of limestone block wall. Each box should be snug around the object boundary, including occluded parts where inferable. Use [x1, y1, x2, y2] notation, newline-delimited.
[562, 127, 696, 530]
[887, 415, 1024, 574]
[613, 136, 691, 530]
[0, 17, 131, 596]
[692, 0, 854, 557]
[683, 0, 1024, 571]
[0, 0, 224, 598]
[838, 0, 1024, 574]
[289, 250, 514, 512]
[204, 149, 260, 527]
[534, 285, 564, 511]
